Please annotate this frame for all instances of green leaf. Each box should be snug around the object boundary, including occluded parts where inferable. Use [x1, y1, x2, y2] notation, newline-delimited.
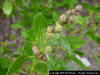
[61, 38, 71, 56]
[73, 50, 84, 56]
[53, 0, 78, 9]
[11, 24, 23, 29]
[71, 55, 87, 70]
[5, 48, 12, 55]
[87, 28, 100, 44]
[53, 0, 68, 7]
[95, 13, 100, 23]
[76, 16, 89, 30]
[48, 40, 58, 46]
[18, 47, 24, 53]
[47, 56, 76, 70]
[35, 61, 48, 73]
[66, 36, 88, 46]
[81, 16, 90, 30]
[0, 65, 7, 75]
[82, 1, 91, 11]
[26, 13, 48, 50]
[93, 6, 100, 12]
[54, 33, 61, 40]
[9, 35, 16, 39]
[7, 43, 16, 47]
[0, 57, 12, 69]
[2, 0, 13, 16]
[21, 30, 28, 39]
[0, 47, 3, 54]
[27, 13, 47, 42]
[76, 16, 83, 25]
[23, 42, 33, 56]
[6, 55, 28, 75]
[37, 28, 46, 50]
[52, 11, 59, 22]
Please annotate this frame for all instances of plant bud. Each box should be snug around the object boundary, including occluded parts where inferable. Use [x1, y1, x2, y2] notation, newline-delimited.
[45, 45, 53, 53]
[45, 32, 54, 39]
[34, 49, 39, 55]
[68, 15, 76, 23]
[55, 24, 63, 32]
[47, 26, 54, 33]
[66, 10, 71, 15]
[59, 14, 67, 23]
[39, 54, 43, 58]
[32, 46, 37, 51]
[56, 21, 61, 25]
[43, 57, 47, 61]
[69, 16, 75, 21]
[75, 5, 82, 12]
[75, 12, 80, 16]
[71, 9, 76, 14]
[12, 57, 16, 61]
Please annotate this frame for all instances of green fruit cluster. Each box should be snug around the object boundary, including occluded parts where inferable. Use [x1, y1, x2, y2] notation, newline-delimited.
[33, 5, 83, 60]
[66, 5, 82, 24]
[32, 46, 40, 55]
[45, 5, 82, 39]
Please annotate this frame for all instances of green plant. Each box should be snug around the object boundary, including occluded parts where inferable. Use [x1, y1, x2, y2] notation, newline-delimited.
[0, 0, 100, 75]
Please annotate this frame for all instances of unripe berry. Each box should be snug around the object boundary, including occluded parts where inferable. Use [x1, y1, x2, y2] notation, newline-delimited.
[59, 14, 67, 23]
[55, 24, 63, 32]
[45, 32, 54, 39]
[75, 5, 82, 12]
[45, 45, 53, 53]
[47, 26, 54, 33]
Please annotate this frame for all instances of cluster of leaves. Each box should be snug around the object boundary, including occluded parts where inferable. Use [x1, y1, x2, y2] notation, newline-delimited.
[0, 0, 100, 75]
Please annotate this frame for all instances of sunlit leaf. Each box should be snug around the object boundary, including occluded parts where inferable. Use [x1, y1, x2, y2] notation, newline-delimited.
[7, 55, 28, 75]
[2, 0, 13, 16]
[71, 55, 87, 70]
